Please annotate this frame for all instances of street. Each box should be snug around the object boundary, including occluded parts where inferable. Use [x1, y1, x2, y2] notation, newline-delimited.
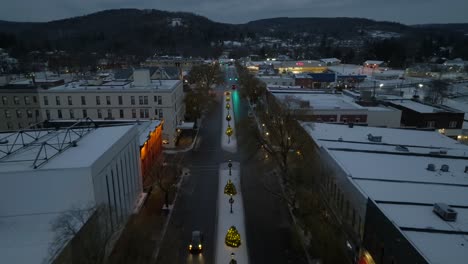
[156, 66, 307, 264]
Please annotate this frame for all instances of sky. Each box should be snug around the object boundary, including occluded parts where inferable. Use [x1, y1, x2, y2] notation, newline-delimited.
[0, 0, 467, 25]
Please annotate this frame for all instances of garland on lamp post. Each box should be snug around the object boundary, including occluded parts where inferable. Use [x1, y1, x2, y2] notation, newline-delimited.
[225, 124, 233, 143]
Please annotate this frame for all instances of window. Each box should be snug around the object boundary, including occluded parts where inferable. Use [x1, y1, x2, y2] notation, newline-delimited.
[329, 118, 335, 122]
[106, 96, 111, 105]
[118, 96, 123, 105]
[33, 96, 37, 103]
[46, 110, 50, 119]
[7, 122, 12, 129]
[57, 109, 62, 118]
[67, 96, 73, 105]
[18, 123, 22, 129]
[96, 96, 101, 105]
[154, 109, 158, 116]
[82, 109, 87, 118]
[449, 121, 458, 128]
[27, 110, 32, 118]
[97, 109, 102, 118]
[14, 96, 19, 105]
[24, 96, 30, 105]
[35, 110, 39, 117]
[43, 96, 48, 105]
[427, 121, 435, 128]
[140, 109, 144, 118]
[131, 96, 135, 105]
[2, 96, 7, 105]
[16, 110, 22, 118]
[158, 109, 163, 119]
[157, 96, 162, 105]
[107, 109, 112, 119]
[342, 118, 348, 123]
[4, 110, 11, 118]
[132, 109, 136, 118]
[55, 96, 61, 105]
[68, 109, 74, 119]
[139, 96, 144, 105]
[144, 96, 148, 105]
[119, 109, 124, 118]
[144, 109, 149, 118]
[81, 96, 86, 105]
[355, 118, 360, 123]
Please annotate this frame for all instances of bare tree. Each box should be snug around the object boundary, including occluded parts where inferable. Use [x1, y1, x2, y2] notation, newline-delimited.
[256, 97, 309, 208]
[147, 155, 176, 209]
[424, 79, 450, 104]
[48, 204, 114, 264]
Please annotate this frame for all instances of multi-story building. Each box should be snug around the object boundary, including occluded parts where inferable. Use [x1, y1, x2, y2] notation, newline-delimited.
[385, 99, 464, 137]
[0, 83, 42, 130]
[267, 88, 402, 127]
[0, 120, 143, 264]
[302, 122, 468, 264]
[39, 69, 185, 147]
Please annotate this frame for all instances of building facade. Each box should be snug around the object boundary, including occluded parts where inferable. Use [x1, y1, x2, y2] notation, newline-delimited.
[0, 84, 42, 130]
[38, 69, 185, 147]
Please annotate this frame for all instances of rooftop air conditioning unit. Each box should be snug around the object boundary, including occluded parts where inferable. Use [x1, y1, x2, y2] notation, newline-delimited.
[427, 163, 436, 171]
[441, 164, 449, 172]
[433, 203, 457, 222]
[367, 134, 382, 143]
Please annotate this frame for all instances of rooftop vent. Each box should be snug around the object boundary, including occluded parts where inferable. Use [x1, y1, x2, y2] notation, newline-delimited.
[464, 166, 468, 173]
[367, 134, 382, 143]
[427, 163, 436, 171]
[348, 123, 354, 128]
[430, 149, 448, 155]
[433, 203, 457, 222]
[441, 164, 449, 172]
[395, 145, 409, 152]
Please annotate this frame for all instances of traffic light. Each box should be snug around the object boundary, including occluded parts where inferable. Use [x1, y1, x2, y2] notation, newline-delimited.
[235, 78, 238, 81]
[229, 78, 232, 81]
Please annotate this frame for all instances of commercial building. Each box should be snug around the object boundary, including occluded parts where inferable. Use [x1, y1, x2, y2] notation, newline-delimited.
[137, 120, 163, 189]
[0, 83, 43, 130]
[302, 122, 468, 264]
[258, 75, 295, 87]
[294, 72, 336, 88]
[385, 99, 464, 137]
[320, 58, 341, 66]
[141, 56, 204, 70]
[267, 88, 401, 127]
[0, 120, 143, 264]
[276, 60, 328, 74]
[38, 69, 185, 147]
[363, 60, 385, 68]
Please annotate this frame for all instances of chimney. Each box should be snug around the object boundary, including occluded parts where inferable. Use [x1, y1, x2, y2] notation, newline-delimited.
[133, 69, 151, 87]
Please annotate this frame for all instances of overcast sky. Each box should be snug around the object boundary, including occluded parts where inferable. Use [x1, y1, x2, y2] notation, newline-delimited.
[1, 0, 467, 25]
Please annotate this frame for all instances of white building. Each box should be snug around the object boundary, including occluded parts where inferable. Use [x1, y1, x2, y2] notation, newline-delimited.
[0, 121, 143, 264]
[303, 122, 468, 264]
[38, 69, 185, 147]
[268, 88, 401, 127]
[258, 75, 295, 86]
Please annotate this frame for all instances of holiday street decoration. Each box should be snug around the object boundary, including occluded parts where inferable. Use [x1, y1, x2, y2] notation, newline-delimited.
[225, 125, 233, 143]
[226, 96, 231, 102]
[224, 179, 237, 196]
[226, 114, 232, 122]
[225, 226, 241, 248]
[226, 102, 231, 110]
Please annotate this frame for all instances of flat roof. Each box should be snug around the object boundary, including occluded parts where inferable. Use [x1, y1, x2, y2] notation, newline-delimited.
[0, 124, 135, 172]
[45, 79, 180, 92]
[137, 120, 162, 146]
[389, 100, 455, 113]
[302, 122, 468, 264]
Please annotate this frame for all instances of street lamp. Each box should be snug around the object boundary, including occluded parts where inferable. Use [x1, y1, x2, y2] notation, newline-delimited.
[228, 160, 232, 175]
[229, 195, 234, 214]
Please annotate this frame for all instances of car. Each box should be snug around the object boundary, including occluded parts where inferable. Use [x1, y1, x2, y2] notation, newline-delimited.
[188, 231, 204, 254]
[232, 84, 236, 90]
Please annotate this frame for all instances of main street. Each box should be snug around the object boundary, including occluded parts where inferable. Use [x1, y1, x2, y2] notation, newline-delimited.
[156, 65, 306, 264]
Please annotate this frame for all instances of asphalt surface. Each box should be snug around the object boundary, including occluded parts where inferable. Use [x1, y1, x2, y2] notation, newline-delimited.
[156, 66, 306, 264]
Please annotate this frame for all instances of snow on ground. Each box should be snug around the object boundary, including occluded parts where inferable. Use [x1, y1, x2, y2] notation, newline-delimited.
[215, 163, 249, 264]
[221, 91, 238, 153]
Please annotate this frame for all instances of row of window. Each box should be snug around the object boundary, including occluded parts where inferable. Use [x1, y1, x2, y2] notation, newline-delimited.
[43, 95, 163, 106]
[44, 108, 164, 120]
[4, 109, 40, 119]
[427, 120, 458, 128]
[2, 96, 37, 105]
[324, 172, 362, 236]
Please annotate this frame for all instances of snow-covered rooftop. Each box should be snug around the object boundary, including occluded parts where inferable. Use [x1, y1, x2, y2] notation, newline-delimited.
[302, 122, 468, 264]
[45, 79, 180, 92]
[137, 120, 161, 146]
[389, 99, 455, 113]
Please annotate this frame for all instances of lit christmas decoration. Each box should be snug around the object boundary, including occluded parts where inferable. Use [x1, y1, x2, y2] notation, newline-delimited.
[226, 124, 233, 143]
[225, 226, 241, 248]
[226, 96, 231, 102]
[224, 179, 237, 196]
[226, 114, 232, 122]
[226, 102, 231, 110]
